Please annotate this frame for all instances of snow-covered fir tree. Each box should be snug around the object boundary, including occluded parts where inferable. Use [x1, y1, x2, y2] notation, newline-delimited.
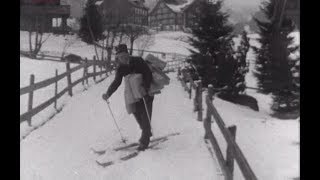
[188, 0, 234, 89]
[229, 30, 250, 96]
[253, 0, 300, 113]
[189, 0, 250, 97]
[78, 0, 104, 44]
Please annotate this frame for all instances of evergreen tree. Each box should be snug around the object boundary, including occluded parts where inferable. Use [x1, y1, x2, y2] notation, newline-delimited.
[228, 31, 250, 96]
[253, 0, 300, 113]
[290, 54, 300, 112]
[189, 0, 251, 98]
[78, 0, 104, 44]
[189, 0, 234, 88]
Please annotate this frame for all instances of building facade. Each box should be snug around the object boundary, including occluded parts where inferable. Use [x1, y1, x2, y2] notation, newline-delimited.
[149, 0, 185, 31]
[98, 0, 148, 26]
[20, 0, 71, 34]
[149, 0, 211, 31]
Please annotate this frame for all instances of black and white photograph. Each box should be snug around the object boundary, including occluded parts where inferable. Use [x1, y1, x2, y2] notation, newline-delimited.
[20, 0, 300, 179]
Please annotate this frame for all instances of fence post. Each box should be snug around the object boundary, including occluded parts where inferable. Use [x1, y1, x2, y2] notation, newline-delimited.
[193, 81, 199, 112]
[226, 125, 237, 180]
[54, 70, 58, 110]
[204, 84, 214, 139]
[85, 58, 89, 85]
[82, 62, 85, 86]
[189, 77, 192, 99]
[93, 55, 96, 82]
[66, 62, 73, 96]
[99, 61, 102, 78]
[27, 74, 35, 126]
[197, 80, 203, 121]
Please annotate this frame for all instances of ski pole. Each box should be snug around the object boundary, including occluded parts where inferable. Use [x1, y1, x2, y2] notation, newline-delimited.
[106, 100, 127, 144]
[142, 97, 153, 134]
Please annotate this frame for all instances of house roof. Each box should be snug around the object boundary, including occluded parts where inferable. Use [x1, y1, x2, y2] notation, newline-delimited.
[95, 0, 104, 6]
[129, 0, 149, 10]
[150, 0, 196, 14]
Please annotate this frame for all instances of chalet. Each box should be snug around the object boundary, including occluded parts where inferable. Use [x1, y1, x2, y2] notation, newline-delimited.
[149, 0, 187, 31]
[20, 0, 71, 34]
[149, 0, 212, 31]
[97, 0, 148, 26]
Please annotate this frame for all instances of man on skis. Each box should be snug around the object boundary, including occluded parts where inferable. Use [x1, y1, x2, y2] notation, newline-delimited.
[102, 44, 154, 151]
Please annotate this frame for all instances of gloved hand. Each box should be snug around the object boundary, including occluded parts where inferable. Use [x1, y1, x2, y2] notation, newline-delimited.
[102, 93, 109, 101]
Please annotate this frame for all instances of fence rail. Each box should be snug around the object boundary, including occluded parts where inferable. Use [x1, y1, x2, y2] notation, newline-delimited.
[177, 70, 258, 180]
[20, 56, 111, 126]
[20, 47, 188, 125]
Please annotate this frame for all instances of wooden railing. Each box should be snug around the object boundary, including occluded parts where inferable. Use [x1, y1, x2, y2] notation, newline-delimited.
[163, 59, 187, 73]
[20, 49, 187, 73]
[177, 70, 258, 180]
[20, 56, 112, 126]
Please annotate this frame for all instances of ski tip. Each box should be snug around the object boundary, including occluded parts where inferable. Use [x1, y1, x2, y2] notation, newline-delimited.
[120, 151, 139, 161]
[91, 148, 106, 155]
[96, 160, 114, 167]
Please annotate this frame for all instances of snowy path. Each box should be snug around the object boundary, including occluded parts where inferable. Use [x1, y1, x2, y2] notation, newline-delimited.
[20, 73, 222, 180]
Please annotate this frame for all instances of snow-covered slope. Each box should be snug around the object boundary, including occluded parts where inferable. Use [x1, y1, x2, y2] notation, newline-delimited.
[20, 30, 299, 180]
[20, 71, 299, 180]
[20, 31, 193, 139]
[20, 73, 222, 180]
[210, 98, 299, 180]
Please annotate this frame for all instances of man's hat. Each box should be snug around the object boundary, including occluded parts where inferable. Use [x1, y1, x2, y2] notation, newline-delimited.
[115, 44, 128, 54]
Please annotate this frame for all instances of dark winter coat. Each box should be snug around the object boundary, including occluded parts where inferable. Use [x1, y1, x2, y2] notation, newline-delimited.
[106, 56, 153, 97]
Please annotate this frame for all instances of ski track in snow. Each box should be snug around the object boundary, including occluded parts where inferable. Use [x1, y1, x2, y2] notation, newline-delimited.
[20, 73, 222, 180]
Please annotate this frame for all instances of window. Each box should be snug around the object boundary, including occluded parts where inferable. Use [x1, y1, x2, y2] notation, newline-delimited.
[159, 3, 165, 8]
[286, 0, 299, 9]
[163, 7, 169, 13]
[52, 18, 61, 27]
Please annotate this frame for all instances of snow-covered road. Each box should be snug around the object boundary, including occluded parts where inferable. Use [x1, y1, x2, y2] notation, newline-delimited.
[20, 73, 222, 180]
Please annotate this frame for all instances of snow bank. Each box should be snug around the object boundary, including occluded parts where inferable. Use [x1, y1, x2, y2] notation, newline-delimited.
[20, 57, 101, 140]
[20, 31, 97, 59]
[211, 97, 299, 180]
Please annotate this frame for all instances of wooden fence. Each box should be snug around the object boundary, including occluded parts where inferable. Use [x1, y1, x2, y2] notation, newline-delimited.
[177, 69, 258, 180]
[20, 56, 112, 126]
[163, 58, 188, 73]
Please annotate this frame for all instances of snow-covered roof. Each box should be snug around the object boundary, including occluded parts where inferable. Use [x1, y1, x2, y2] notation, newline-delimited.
[165, 0, 195, 13]
[129, 0, 149, 9]
[95, 0, 103, 6]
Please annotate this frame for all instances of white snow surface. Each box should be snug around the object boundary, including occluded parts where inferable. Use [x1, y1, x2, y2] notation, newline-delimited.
[20, 56, 99, 140]
[20, 31, 193, 139]
[21, 73, 223, 180]
[20, 31, 194, 60]
[209, 97, 299, 180]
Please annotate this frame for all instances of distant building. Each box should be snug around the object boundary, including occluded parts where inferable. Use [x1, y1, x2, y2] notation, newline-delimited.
[20, 0, 71, 34]
[149, 0, 211, 31]
[149, 0, 185, 31]
[97, 0, 149, 26]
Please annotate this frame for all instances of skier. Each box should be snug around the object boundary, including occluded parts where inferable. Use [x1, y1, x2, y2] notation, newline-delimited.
[102, 44, 154, 151]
